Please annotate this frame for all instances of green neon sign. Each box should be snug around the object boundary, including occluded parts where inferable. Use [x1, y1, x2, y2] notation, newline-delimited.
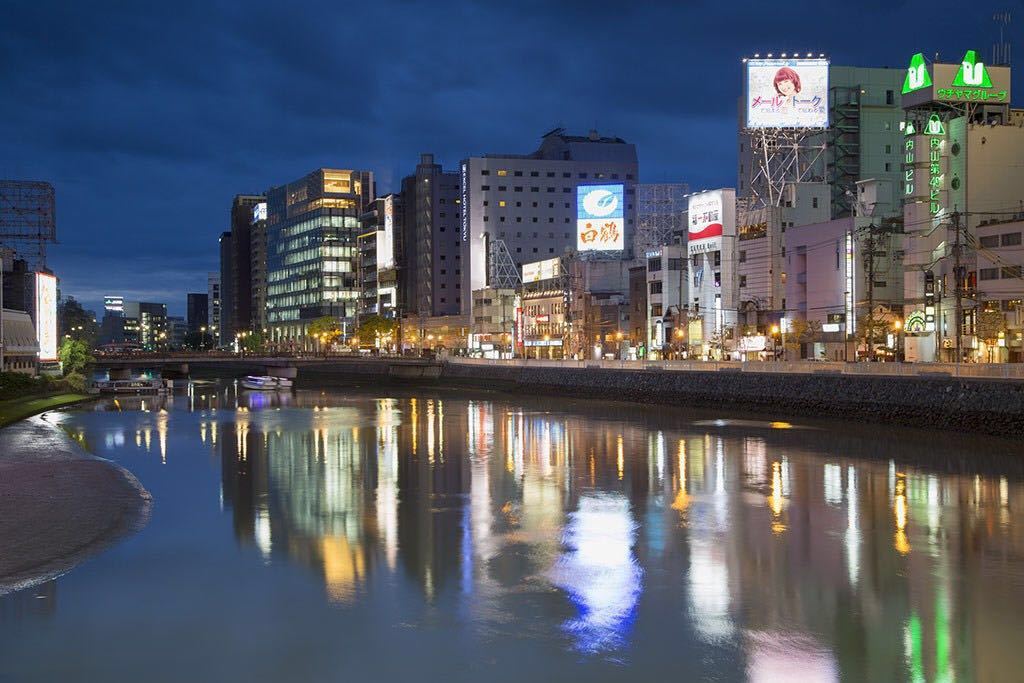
[902, 53, 932, 94]
[953, 50, 992, 88]
[924, 114, 945, 136]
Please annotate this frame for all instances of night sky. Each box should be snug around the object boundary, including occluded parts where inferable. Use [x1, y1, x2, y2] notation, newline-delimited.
[0, 0, 1014, 316]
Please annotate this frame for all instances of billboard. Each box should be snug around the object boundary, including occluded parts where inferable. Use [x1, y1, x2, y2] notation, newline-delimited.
[522, 257, 561, 283]
[377, 195, 395, 270]
[900, 50, 1011, 108]
[688, 190, 728, 255]
[577, 184, 625, 251]
[35, 272, 57, 361]
[746, 58, 829, 129]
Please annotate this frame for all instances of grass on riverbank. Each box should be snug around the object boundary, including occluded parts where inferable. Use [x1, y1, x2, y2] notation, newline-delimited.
[0, 393, 93, 429]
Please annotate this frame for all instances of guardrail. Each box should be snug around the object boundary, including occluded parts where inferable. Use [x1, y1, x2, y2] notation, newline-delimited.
[446, 357, 1024, 380]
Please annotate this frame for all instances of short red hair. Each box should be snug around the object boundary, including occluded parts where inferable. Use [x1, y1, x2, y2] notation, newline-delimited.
[773, 67, 801, 94]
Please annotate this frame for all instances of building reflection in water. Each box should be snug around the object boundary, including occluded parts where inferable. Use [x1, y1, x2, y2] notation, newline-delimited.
[198, 387, 1024, 678]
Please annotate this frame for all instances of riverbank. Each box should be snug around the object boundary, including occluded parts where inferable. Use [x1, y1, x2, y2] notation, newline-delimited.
[0, 413, 152, 595]
[441, 361, 1024, 437]
[0, 392, 94, 428]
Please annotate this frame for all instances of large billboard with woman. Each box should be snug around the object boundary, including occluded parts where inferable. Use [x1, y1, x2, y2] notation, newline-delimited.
[746, 58, 829, 129]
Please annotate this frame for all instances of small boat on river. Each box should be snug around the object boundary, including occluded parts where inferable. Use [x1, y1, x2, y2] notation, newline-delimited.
[241, 375, 293, 391]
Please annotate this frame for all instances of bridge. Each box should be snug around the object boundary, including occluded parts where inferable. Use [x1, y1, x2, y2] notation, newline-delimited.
[91, 354, 443, 381]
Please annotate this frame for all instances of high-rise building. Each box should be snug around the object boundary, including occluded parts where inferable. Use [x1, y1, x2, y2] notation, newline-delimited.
[167, 316, 187, 349]
[187, 293, 208, 333]
[461, 129, 639, 319]
[218, 194, 263, 345]
[208, 272, 220, 343]
[358, 194, 403, 320]
[218, 231, 233, 346]
[400, 154, 461, 319]
[250, 201, 268, 332]
[265, 168, 374, 344]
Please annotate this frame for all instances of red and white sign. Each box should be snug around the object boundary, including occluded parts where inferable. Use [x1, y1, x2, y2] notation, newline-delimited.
[688, 190, 730, 255]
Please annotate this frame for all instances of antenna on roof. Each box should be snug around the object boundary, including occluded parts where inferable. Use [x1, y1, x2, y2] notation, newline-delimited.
[993, 11, 1012, 65]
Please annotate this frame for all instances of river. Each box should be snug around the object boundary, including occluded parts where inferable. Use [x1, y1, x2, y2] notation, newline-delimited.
[2, 383, 1023, 682]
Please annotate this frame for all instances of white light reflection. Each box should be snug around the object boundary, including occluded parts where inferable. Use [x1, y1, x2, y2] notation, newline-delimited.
[845, 466, 860, 587]
[550, 493, 642, 654]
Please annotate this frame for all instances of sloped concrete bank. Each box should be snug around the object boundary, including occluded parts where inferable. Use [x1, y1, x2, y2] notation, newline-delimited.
[439, 363, 1024, 437]
[0, 414, 152, 595]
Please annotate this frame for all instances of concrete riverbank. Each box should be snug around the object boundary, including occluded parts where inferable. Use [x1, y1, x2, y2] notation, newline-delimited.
[0, 414, 151, 595]
[441, 361, 1024, 437]
[244, 357, 1024, 437]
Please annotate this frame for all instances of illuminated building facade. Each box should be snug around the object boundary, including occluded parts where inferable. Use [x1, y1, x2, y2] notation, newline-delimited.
[461, 129, 639, 319]
[265, 168, 374, 344]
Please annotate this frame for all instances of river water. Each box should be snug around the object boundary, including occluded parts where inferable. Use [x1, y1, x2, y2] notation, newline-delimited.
[2, 384, 1023, 682]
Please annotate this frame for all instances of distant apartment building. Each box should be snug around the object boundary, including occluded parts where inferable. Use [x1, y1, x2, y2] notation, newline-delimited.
[265, 168, 374, 344]
[358, 194, 402, 320]
[219, 194, 263, 345]
[250, 201, 268, 332]
[461, 129, 639, 319]
[400, 154, 461, 319]
[643, 244, 687, 358]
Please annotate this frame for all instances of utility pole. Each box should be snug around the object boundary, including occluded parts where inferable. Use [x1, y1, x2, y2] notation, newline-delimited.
[863, 223, 877, 361]
[952, 210, 964, 364]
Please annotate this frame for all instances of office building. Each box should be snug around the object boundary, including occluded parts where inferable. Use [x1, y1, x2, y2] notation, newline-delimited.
[1, 308, 38, 374]
[265, 168, 374, 344]
[187, 293, 208, 333]
[208, 272, 220, 342]
[687, 189, 739, 360]
[400, 154, 461, 320]
[218, 232, 233, 346]
[976, 220, 1024, 362]
[123, 301, 167, 350]
[643, 244, 687, 358]
[250, 201, 268, 332]
[900, 50, 1020, 362]
[167, 316, 187, 349]
[461, 129, 639, 319]
[219, 194, 263, 345]
[359, 194, 403, 320]
[103, 295, 124, 317]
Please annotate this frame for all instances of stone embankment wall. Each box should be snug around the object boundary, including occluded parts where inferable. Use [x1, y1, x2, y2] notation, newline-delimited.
[439, 362, 1024, 437]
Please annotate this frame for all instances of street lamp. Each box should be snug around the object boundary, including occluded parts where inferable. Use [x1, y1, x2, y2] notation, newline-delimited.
[770, 324, 781, 361]
[893, 318, 903, 361]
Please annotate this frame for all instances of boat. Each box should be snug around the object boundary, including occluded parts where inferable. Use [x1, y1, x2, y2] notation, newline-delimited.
[90, 378, 170, 395]
[241, 375, 292, 391]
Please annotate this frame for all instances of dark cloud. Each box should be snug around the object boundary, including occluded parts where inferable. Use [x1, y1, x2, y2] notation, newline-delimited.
[0, 0, 1013, 314]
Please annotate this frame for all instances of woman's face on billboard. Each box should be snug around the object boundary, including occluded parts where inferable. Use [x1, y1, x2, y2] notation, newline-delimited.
[777, 78, 797, 96]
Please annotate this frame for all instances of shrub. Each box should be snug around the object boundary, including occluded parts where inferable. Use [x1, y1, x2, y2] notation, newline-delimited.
[63, 372, 87, 393]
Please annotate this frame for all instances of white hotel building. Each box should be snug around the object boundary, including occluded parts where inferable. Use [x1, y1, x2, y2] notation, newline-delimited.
[460, 128, 638, 318]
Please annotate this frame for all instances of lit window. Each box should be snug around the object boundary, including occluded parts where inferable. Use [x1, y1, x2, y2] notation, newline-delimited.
[497, 170, 508, 176]
[499, 200, 506, 207]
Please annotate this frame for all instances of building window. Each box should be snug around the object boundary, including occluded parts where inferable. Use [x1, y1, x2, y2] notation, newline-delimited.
[651, 304, 663, 317]
[497, 169, 508, 176]
[812, 197, 818, 208]
[498, 186, 507, 191]
[980, 235, 1000, 248]
[1001, 232, 1022, 246]
[738, 250, 747, 263]
[498, 200, 506, 207]
[649, 281, 663, 294]
[514, 171, 522, 176]
[739, 275, 747, 288]
[980, 268, 1000, 280]
[648, 258, 662, 272]
[481, 185, 490, 191]
[1002, 266, 1023, 279]
[481, 170, 490, 176]
[886, 90, 894, 105]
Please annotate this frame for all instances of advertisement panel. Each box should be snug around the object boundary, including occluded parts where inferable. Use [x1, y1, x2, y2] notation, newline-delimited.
[252, 202, 267, 223]
[377, 195, 395, 270]
[687, 190, 725, 255]
[522, 257, 561, 283]
[577, 184, 625, 251]
[746, 58, 829, 129]
[35, 272, 57, 361]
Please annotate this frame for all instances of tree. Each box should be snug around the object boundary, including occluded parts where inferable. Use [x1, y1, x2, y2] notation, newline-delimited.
[240, 331, 266, 354]
[183, 330, 214, 351]
[58, 296, 99, 347]
[357, 315, 397, 347]
[307, 316, 341, 348]
[58, 337, 93, 376]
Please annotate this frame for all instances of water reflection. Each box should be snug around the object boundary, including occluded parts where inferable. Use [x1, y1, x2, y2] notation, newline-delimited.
[19, 386, 1024, 680]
